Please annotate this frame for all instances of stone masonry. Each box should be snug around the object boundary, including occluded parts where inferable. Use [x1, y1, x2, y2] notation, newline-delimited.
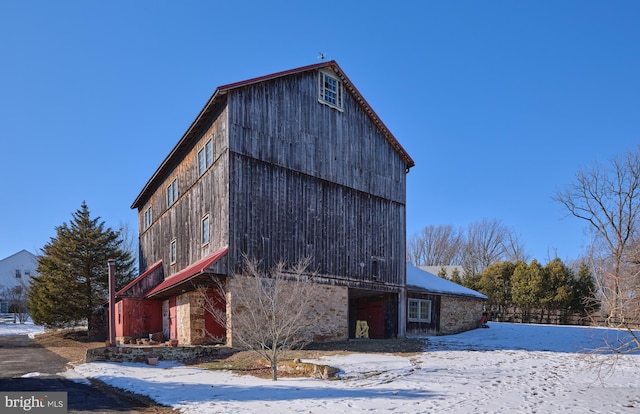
[439, 295, 485, 334]
[226, 276, 349, 347]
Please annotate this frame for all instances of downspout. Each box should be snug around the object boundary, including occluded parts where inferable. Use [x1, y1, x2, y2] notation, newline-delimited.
[108, 259, 116, 346]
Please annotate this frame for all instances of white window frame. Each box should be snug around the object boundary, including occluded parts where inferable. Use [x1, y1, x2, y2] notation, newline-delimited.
[201, 214, 210, 245]
[197, 139, 213, 176]
[170, 239, 177, 264]
[167, 178, 178, 207]
[408, 299, 432, 323]
[144, 206, 153, 229]
[318, 70, 343, 110]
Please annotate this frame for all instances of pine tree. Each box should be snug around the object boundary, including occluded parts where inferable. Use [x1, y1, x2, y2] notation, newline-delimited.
[28, 202, 136, 329]
[479, 261, 515, 320]
[570, 262, 600, 316]
[542, 258, 573, 322]
[511, 260, 545, 322]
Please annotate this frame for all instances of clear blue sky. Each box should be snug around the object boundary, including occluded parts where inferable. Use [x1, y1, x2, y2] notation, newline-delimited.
[1, 1, 638, 264]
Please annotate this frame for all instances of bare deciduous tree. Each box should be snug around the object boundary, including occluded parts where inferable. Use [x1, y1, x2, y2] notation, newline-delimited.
[503, 231, 530, 264]
[407, 219, 528, 281]
[555, 146, 640, 354]
[197, 256, 322, 381]
[462, 218, 511, 276]
[2, 275, 30, 323]
[407, 224, 464, 266]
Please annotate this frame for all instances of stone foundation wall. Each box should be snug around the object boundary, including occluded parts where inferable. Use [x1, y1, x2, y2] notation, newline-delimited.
[227, 277, 349, 347]
[439, 296, 485, 334]
[85, 345, 229, 363]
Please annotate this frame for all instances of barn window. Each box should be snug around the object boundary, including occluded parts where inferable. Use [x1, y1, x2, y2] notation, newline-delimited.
[408, 299, 432, 323]
[201, 215, 210, 245]
[197, 139, 213, 176]
[15, 270, 21, 278]
[167, 178, 178, 207]
[170, 239, 177, 264]
[144, 206, 153, 229]
[318, 70, 343, 110]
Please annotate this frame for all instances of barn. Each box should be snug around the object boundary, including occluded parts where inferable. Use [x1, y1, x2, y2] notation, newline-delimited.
[119, 61, 415, 346]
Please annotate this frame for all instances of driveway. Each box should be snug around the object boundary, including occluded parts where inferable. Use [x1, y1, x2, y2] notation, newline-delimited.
[0, 334, 176, 413]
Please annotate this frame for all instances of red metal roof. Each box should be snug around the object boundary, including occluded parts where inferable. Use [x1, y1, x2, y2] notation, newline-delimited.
[216, 61, 336, 92]
[145, 247, 228, 299]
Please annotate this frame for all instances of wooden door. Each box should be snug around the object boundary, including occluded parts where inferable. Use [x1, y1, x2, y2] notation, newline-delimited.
[168, 297, 177, 340]
[204, 291, 226, 339]
[356, 300, 385, 339]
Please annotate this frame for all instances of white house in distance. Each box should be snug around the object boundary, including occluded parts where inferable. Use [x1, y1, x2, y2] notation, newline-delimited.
[406, 264, 487, 335]
[0, 250, 38, 313]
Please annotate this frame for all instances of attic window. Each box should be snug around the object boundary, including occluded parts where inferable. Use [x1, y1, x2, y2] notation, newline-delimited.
[318, 70, 343, 110]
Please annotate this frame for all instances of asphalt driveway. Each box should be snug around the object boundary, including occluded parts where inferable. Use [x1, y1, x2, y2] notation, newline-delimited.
[0, 334, 175, 413]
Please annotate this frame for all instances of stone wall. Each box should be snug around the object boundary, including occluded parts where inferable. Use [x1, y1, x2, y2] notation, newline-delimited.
[176, 292, 192, 344]
[226, 276, 349, 347]
[439, 295, 485, 334]
[86, 345, 229, 363]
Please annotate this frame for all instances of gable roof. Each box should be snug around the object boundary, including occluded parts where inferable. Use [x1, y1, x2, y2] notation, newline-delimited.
[0, 249, 37, 264]
[406, 264, 487, 300]
[131, 60, 414, 210]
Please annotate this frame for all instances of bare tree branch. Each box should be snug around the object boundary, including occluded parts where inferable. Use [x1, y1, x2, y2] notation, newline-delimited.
[197, 256, 323, 380]
[555, 146, 640, 355]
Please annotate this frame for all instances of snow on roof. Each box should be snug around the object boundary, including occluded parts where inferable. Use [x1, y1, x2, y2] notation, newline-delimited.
[406, 263, 487, 300]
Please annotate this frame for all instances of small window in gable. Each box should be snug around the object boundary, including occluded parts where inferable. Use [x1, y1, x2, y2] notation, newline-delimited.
[318, 70, 343, 110]
[167, 178, 178, 207]
[197, 139, 213, 176]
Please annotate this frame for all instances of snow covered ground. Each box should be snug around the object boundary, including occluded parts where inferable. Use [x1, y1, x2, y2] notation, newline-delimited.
[1, 318, 638, 413]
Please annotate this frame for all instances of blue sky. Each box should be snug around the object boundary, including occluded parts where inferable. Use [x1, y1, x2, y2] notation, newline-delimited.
[1, 1, 638, 265]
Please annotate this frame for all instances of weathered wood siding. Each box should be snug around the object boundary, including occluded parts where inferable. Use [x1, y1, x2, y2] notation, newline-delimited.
[227, 70, 407, 203]
[229, 154, 405, 286]
[137, 105, 230, 274]
[226, 69, 407, 289]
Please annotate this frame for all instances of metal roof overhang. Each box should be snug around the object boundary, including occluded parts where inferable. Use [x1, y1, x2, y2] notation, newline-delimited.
[145, 247, 228, 300]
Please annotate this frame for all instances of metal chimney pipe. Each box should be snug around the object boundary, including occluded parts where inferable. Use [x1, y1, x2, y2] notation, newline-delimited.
[107, 259, 116, 347]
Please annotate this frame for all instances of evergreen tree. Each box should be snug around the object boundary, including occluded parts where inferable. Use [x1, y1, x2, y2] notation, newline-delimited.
[542, 258, 573, 322]
[449, 268, 463, 285]
[28, 202, 136, 329]
[569, 262, 600, 316]
[511, 260, 545, 322]
[479, 261, 515, 320]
